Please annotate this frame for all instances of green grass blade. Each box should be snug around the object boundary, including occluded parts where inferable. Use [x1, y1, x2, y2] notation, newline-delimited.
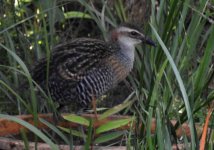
[99, 96, 134, 120]
[0, 80, 30, 113]
[194, 26, 214, 95]
[39, 118, 71, 145]
[84, 119, 93, 150]
[150, 24, 196, 149]
[58, 126, 85, 138]
[156, 108, 164, 150]
[0, 114, 58, 150]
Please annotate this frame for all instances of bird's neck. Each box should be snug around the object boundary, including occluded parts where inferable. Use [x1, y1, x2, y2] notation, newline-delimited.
[105, 41, 135, 84]
[108, 34, 136, 71]
[118, 40, 135, 61]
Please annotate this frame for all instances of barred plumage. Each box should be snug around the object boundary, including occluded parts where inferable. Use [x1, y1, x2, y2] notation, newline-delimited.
[32, 25, 155, 109]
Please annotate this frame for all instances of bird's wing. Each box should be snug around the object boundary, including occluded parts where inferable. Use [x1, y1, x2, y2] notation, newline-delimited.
[32, 38, 116, 83]
[51, 38, 115, 81]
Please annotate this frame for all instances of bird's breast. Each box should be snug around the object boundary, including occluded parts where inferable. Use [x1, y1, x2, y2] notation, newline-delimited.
[106, 54, 133, 83]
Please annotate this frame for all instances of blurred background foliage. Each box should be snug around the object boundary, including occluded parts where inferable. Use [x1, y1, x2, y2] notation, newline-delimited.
[0, 0, 214, 149]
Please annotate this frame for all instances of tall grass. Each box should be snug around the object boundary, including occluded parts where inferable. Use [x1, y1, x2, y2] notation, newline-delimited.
[0, 0, 213, 149]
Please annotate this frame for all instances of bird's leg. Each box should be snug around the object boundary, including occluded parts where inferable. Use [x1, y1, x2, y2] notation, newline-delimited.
[91, 95, 98, 120]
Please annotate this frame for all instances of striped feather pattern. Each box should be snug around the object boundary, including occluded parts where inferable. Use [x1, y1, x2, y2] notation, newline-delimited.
[32, 38, 133, 107]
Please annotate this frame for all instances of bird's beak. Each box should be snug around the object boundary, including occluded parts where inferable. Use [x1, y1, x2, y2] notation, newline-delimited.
[141, 36, 156, 47]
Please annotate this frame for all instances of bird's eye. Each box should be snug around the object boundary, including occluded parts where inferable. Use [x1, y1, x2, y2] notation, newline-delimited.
[130, 31, 138, 36]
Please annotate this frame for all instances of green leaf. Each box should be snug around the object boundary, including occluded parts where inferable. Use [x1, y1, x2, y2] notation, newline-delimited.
[63, 114, 90, 126]
[194, 26, 214, 94]
[58, 126, 85, 138]
[96, 118, 133, 134]
[64, 11, 92, 19]
[99, 98, 134, 120]
[20, 128, 29, 150]
[84, 119, 93, 150]
[156, 108, 164, 150]
[94, 131, 124, 144]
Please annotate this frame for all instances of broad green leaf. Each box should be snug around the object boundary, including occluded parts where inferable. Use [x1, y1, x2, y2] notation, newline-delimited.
[94, 131, 124, 144]
[63, 114, 90, 126]
[96, 118, 133, 134]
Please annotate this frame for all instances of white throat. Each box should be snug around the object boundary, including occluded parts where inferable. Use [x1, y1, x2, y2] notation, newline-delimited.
[116, 36, 137, 72]
[118, 36, 136, 63]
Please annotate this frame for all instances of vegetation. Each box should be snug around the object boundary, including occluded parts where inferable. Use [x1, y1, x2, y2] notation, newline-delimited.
[0, 0, 214, 149]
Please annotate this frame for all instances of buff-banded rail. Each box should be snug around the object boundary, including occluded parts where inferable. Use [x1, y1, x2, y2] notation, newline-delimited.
[32, 24, 156, 111]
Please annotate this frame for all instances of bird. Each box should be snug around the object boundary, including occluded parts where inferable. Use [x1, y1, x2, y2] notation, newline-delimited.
[32, 24, 156, 111]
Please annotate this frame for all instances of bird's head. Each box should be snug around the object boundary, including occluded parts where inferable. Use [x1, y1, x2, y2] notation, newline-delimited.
[110, 24, 156, 47]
